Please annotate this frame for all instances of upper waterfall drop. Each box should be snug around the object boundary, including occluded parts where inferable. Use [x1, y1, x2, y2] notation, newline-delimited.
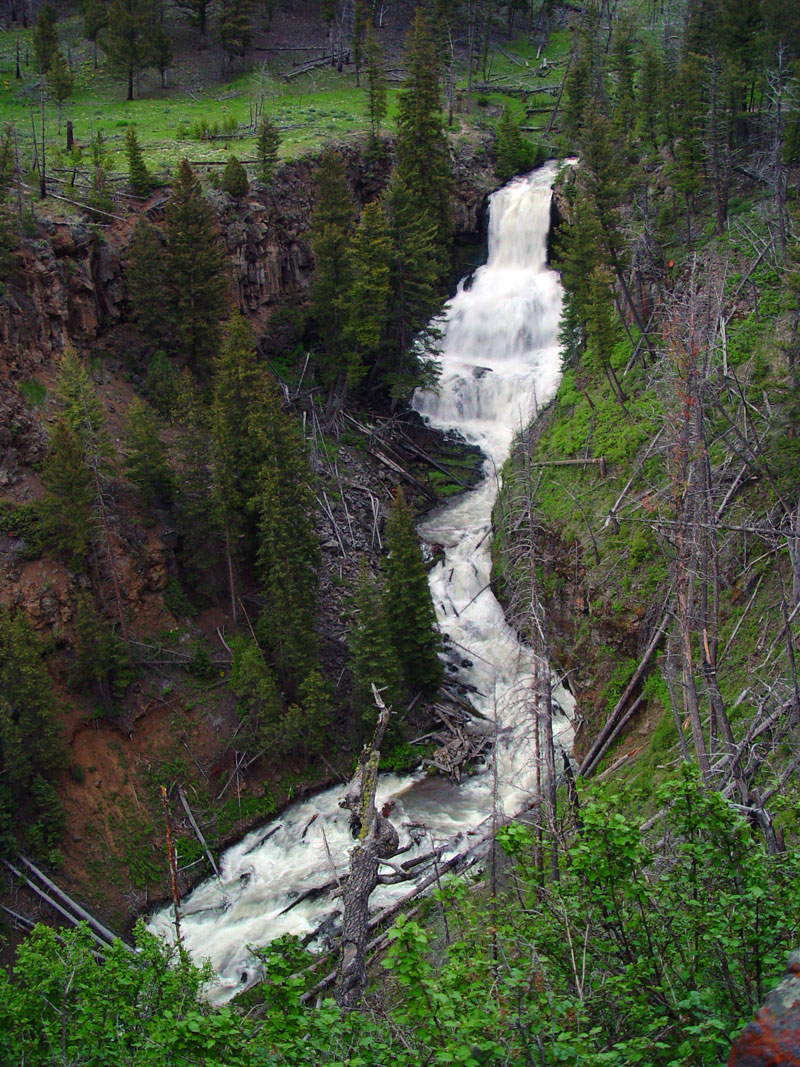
[148, 163, 573, 1004]
[412, 166, 563, 461]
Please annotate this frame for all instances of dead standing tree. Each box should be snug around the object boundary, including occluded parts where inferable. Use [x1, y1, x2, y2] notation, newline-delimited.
[335, 684, 399, 1010]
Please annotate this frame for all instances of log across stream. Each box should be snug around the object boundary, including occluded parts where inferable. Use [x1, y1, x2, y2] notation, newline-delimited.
[149, 163, 575, 1003]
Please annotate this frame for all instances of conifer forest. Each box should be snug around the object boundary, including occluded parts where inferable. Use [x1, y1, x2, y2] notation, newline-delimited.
[1, 0, 800, 1063]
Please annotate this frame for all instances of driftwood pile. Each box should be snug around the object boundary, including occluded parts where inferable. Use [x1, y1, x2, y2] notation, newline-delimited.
[418, 698, 494, 782]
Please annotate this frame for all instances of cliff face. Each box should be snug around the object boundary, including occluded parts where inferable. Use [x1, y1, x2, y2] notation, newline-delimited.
[0, 136, 495, 377]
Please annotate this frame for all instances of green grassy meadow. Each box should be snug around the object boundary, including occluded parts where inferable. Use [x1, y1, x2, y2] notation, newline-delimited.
[0, 13, 569, 193]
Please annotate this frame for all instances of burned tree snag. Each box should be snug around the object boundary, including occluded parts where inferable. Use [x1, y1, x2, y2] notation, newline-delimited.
[335, 685, 399, 1011]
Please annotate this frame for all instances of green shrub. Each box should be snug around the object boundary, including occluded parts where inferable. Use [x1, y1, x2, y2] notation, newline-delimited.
[221, 155, 249, 196]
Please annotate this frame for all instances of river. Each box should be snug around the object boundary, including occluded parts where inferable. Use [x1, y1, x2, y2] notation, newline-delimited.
[149, 162, 573, 1003]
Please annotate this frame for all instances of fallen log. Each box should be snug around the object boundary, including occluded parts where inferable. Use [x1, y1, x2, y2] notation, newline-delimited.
[578, 604, 672, 778]
[177, 787, 222, 883]
[17, 855, 128, 948]
[4, 861, 111, 952]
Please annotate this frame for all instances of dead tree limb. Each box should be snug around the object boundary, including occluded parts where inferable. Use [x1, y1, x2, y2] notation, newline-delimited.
[177, 786, 222, 883]
[334, 685, 399, 1010]
[578, 604, 672, 778]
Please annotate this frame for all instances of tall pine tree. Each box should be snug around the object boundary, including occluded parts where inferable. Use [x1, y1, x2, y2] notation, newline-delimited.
[254, 380, 320, 687]
[164, 158, 228, 373]
[383, 488, 443, 696]
[394, 10, 453, 266]
[309, 147, 354, 403]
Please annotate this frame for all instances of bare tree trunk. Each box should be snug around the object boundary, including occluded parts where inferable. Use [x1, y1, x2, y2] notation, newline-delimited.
[335, 686, 399, 1010]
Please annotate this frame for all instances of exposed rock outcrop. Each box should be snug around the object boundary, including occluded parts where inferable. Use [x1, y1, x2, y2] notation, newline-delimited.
[729, 952, 800, 1066]
[0, 136, 495, 376]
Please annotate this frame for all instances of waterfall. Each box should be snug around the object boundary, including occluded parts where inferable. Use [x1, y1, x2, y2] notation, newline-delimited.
[149, 163, 573, 1003]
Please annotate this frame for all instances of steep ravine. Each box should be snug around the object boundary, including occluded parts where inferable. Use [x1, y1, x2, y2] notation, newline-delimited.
[0, 137, 496, 936]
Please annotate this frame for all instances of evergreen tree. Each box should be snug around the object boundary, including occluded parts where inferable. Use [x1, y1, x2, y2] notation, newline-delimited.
[254, 380, 320, 686]
[670, 53, 708, 249]
[126, 218, 168, 345]
[495, 106, 525, 182]
[82, 0, 108, 69]
[562, 2, 604, 141]
[609, 14, 637, 145]
[210, 312, 267, 615]
[47, 50, 73, 134]
[340, 200, 393, 390]
[0, 609, 65, 798]
[151, 20, 172, 89]
[103, 0, 158, 101]
[173, 370, 221, 596]
[40, 354, 116, 571]
[381, 173, 443, 399]
[584, 264, 626, 406]
[229, 636, 283, 752]
[174, 0, 212, 36]
[553, 184, 606, 369]
[394, 10, 453, 264]
[40, 419, 95, 567]
[32, 2, 58, 73]
[221, 154, 249, 196]
[0, 123, 14, 201]
[349, 560, 404, 723]
[309, 148, 354, 396]
[217, 0, 253, 80]
[164, 158, 228, 373]
[124, 126, 151, 196]
[0, 609, 65, 854]
[383, 488, 443, 696]
[72, 591, 133, 719]
[364, 22, 387, 149]
[352, 0, 367, 86]
[635, 41, 664, 156]
[256, 115, 280, 186]
[124, 398, 173, 507]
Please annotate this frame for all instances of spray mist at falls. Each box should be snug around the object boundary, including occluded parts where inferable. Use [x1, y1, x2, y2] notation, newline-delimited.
[149, 163, 573, 1003]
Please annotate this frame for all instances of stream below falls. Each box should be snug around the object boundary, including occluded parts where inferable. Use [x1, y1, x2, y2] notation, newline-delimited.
[149, 162, 575, 1003]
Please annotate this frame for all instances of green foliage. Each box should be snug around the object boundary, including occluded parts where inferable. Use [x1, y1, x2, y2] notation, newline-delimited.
[124, 398, 173, 507]
[82, 0, 108, 67]
[39, 354, 111, 568]
[340, 199, 393, 388]
[124, 126, 151, 195]
[394, 9, 453, 265]
[364, 22, 387, 147]
[173, 371, 222, 594]
[0, 500, 46, 557]
[145, 348, 179, 414]
[254, 378, 320, 685]
[127, 221, 168, 345]
[40, 419, 95, 567]
[383, 489, 443, 696]
[72, 591, 134, 718]
[32, 2, 58, 74]
[164, 158, 228, 372]
[2, 774, 799, 1064]
[217, 0, 254, 79]
[46, 50, 74, 124]
[18, 377, 47, 407]
[256, 115, 280, 185]
[103, 0, 159, 101]
[221, 154, 249, 196]
[229, 636, 283, 751]
[309, 146, 354, 393]
[494, 106, 544, 182]
[0, 608, 66, 854]
[349, 560, 404, 724]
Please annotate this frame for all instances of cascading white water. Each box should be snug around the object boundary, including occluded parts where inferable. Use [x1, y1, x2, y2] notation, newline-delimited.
[149, 163, 573, 1003]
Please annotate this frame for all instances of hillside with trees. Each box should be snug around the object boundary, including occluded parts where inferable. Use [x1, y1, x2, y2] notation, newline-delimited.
[0, 0, 799, 1064]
